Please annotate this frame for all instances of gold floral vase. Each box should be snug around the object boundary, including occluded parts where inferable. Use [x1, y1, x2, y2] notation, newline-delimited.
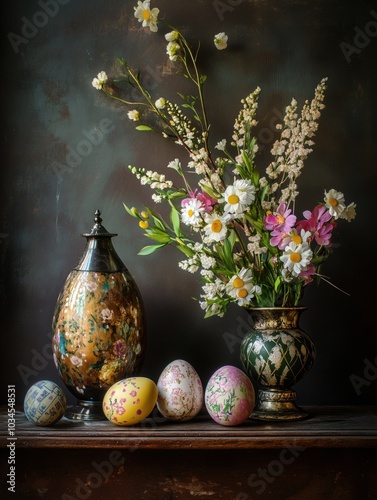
[52, 210, 146, 420]
[240, 307, 315, 421]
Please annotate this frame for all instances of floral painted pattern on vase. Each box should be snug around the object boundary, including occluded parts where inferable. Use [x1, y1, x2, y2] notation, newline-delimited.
[52, 269, 146, 401]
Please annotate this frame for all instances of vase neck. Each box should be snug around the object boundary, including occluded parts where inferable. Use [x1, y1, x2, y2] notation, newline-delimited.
[248, 307, 305, 329]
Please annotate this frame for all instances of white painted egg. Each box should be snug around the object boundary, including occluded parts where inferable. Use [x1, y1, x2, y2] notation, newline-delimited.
[103, 377, 158, 426]
[157, 359, 203, 421]
[24, 380, 66, 426]
[205, 365, 255, 426]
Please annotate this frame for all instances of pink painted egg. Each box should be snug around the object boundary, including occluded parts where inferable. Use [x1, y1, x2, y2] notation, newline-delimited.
[157, 359, 203, 421]
[205, 365, 255, 426]
[103, 377, 158, 426]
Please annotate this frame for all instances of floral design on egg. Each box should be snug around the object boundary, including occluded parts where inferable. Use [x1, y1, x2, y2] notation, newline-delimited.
[157, 360, 203, 421]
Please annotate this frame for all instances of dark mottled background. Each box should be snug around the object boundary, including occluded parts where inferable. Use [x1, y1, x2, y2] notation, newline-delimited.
[1, 0, 376, 408]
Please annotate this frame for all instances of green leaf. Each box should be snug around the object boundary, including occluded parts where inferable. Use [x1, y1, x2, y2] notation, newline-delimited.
[200, 183, 218, 200]
[135, 125, 153, 131]
[242, 150, 252, 171]
[168, 190, 187, 199]
[170, 205, 182, 236]
[145, 208, 168, 231]
[260, 184, 269, 202]
[152, 217, 166, 232]
[145, 228, 171, 243]
[176, 244, 194, 258]
[123, 203, 138, 218]
[227, 229, 237, 249]
[138, 243, 167, 256]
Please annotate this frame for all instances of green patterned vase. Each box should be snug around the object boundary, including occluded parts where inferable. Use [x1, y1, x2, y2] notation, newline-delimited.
[240, 307, 315, 421]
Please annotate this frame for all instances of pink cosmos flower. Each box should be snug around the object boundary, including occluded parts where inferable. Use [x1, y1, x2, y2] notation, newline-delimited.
[298, 263, 317, 284]
[264, 203, 297, 248]
[297, 205, 335, 247]
[270, 231, 290, 249]
[263, 203, 297, 232]
[181, 189, 217, 213]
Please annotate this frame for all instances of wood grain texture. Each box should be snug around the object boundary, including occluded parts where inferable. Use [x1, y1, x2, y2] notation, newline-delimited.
[1, 406, 376, 450]
[2, 0, 377, 411]
[1, 407, 376, 499]
[1, 447, 376, 499]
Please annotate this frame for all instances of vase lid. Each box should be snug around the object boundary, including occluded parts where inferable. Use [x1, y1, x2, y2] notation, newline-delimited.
[75, 210, 126, 272]
[82, 209, 117, 238]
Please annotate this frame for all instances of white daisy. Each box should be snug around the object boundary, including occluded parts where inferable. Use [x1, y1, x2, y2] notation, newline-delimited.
[290, 229, 312, 245]
[225, 268, 261, 306]
[181, 199, 205, 226]
[324, 189, 346, 219]
[203, 213, 229, 242]
[280, 242, 313, 277]
[134, 1, 159, 32]
[220, 179, 256, 215]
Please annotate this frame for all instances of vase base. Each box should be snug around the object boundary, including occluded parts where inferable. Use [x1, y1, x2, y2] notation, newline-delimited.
[250, 389, 309, 421]
[65, 400, 106, 421]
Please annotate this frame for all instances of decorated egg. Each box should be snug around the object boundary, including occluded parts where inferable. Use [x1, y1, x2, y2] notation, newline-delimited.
[205, 366, 255, 426]
[157, 359, 203, 421]
[24, 380, 66, 426]
[103, 377, 158, 426]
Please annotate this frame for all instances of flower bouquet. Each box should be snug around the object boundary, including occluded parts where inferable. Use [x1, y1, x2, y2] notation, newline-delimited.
[92, 1, 356, 318]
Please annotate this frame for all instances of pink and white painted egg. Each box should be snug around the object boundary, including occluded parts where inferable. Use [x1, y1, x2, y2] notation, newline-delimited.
[205, 365, 255, 426]
[157, 359, 203, 421]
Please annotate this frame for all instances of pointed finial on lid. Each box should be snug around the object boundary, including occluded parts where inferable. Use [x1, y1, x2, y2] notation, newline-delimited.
[94, 209, 102, 226]
[82, 209, 117, 238]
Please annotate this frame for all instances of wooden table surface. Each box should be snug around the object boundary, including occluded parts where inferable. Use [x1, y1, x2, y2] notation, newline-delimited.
[1, 405, 377, 449]
[1, 406, 377, 499]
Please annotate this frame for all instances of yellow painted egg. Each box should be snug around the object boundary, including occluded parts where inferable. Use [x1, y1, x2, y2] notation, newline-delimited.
[24, 380, 66, 426]
[103, 377, 158, 426]
[157, 359, 203, 421]
[205, 366, 255, 426]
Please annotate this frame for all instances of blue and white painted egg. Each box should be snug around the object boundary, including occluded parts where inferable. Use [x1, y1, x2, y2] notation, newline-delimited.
[24, 380, 66, 426]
